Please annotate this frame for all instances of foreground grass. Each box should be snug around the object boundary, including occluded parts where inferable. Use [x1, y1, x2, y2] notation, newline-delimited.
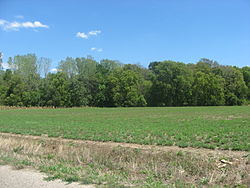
[0, 134, 249, 187]
[0, 106, 249, 151]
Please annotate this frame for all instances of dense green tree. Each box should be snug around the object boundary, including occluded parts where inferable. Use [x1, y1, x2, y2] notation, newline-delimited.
[0, 53, 249, 107]
[42, 72, 69, 107]
[107, 69, 146, 107]
[0, 53, 4, 99]
[67, 77, 89, 107]
[22, 90, 41, 107]
[123, 64, 153, 103]
[241, 67, 250, 84]
[148, 61, 193, 106]
[2, 73, 26, 106]
[0, 69, 11, 105]
[219, 66, 247, 105]
[0, 52, 3, 70]
[75, 57, 100, 106]
[241, 66, 250, 101]
[194, 58, 223, 76]
[92, 59, 123, 106]
[192, 72, 225, 106]
[9, 54, 40, 92]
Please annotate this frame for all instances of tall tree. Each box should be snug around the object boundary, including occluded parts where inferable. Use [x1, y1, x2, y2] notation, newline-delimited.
[75, 57, 98, 78]
[67, 77, 89, 107]
[220, 66, 247, 105]
[192, 72, 225, 106]
[2, 72, 26, 106]
[58, 57, 77, 78]
[107, 69, 147, 107]
[0, 52, 3, 70]
[37, 57, 51, 78]
[13, 54, 38, 75]
[75, 57, 99, 106]
[148, 61, 193, 106]
[42, 72, 69, 107]
[241, 66, 250, 102]
[93, 59, 122, 106]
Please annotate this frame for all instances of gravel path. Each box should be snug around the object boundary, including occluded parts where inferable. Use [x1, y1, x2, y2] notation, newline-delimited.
[0, 165, 95, 188]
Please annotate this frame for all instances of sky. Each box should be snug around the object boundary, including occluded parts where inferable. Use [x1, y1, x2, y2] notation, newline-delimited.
[0, 0, 250, 70]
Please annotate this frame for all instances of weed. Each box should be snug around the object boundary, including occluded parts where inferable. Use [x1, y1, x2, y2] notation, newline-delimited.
[0, 134, 249, 187]
[13, 146, 24, 153]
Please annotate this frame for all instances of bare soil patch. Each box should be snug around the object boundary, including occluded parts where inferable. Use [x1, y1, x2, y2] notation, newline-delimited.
[0, 165, 94, 188]
[0, 132, 247, 158]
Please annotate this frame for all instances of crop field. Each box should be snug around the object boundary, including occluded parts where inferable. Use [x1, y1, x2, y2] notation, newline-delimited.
[0, 106, 249, 151]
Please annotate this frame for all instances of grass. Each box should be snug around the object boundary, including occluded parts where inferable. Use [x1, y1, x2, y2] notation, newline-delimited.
[0, 106, 249, 151]
[0, 134, 249, 187]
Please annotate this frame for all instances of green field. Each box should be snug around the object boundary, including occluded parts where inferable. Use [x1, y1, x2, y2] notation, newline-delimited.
[0, 106, 249, 151]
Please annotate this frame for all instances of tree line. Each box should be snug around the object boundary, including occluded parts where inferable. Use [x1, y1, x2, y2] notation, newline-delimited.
[0, 54, 249, 107]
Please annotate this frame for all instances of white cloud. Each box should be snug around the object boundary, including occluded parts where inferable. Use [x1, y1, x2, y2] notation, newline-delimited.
[76, 30, 101, 39]
[33, 21, 48, 28]
[0, 19, 49, 31]
[76, 32, 88, 39]
[0, 19, 6, 25]
[50, 68, 59, 72]
[2, 62, 9, 70]
[23, 21, 48, 28]
[91, 47, 103, 52]
[88, 30, 101, 36]
[6, 21, 21, 30]
[0, 53, 9, 70]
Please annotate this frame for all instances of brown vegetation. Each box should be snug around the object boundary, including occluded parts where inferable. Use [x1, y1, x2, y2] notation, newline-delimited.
[0, 133, 249, 187]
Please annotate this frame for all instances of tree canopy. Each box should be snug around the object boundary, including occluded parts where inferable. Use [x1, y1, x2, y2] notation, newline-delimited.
[0, 54, 249, 107]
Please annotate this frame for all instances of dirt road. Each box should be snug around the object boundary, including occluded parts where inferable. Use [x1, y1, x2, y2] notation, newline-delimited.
[0, 165, 95, 188]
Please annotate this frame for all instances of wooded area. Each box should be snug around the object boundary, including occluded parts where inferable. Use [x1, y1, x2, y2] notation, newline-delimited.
[0, 54, 249, 107]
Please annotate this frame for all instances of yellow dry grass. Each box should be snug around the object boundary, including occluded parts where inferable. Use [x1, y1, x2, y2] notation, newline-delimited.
[0, 133, 249, 186]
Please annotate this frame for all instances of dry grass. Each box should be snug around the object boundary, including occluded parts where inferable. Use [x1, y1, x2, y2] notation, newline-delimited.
[0, 133, 249, 187]
[0, 106, 60, 110]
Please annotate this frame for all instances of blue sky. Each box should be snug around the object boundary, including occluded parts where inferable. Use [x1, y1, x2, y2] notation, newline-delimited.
[0, 0, 250, 70]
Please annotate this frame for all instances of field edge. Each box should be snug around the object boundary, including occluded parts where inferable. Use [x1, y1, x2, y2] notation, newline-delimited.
[0, 133, 249, 187]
